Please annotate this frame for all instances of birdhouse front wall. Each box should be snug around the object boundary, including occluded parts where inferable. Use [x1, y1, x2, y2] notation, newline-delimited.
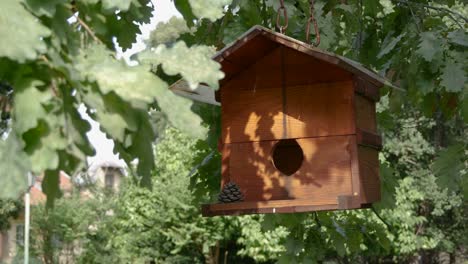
[221, 47, 355, 144]
[205, 44, 382, 216]
[221, 136, 355, 203]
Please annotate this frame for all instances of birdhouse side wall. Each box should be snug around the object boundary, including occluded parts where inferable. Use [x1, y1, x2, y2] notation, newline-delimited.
[353, 77, 382, 205]
[358, 146, 380, 203]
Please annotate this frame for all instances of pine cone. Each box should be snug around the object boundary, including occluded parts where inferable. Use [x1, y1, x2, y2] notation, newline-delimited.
[218, 182, 244, 203]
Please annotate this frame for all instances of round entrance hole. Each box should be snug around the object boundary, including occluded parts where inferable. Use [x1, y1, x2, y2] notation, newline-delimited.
[271, 139, 304, 176]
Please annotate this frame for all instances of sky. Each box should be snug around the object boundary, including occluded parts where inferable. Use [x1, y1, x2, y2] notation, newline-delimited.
[85, 0, 181, 168]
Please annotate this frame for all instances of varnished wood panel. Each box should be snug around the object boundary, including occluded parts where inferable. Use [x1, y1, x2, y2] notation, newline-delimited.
[222, 81, 355, 143]
[202, 199, 339, 216]
[223, 136, 354, 203]
[357, 129, 382, 150]
[221, 141, 231, 187]
[358, 146, 380, 203]
[337, 195, 361, 210]
[349, 136, 361, 197]
[355, 94, 377, 133]
[212, 26, 387, 88]
[353, 76, 380, 101]
[222, 46, 352, 91]
[286, 82, 355, 140]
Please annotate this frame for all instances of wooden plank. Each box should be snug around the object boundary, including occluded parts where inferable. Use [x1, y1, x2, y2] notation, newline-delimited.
[217, 57, 243, 85]
[170, 81, 220, 106]
[353, 76, 381, 101]
[349, 136, 361, 198]
[355, 94, 377, 132]
[202, 199, 339, 216]
[356, 129, 382, 150]
[222, 47, 352, 92]
[257, 28, 386, 87]
[223, 136, 353, 203]
[337, 195, 361, 209]
[219, 33, 278, 71]
[221, 141, 231, 188]
[286, 81, 355, 139]
[358, 146, 380, 204]
[222, 81, 355, 143]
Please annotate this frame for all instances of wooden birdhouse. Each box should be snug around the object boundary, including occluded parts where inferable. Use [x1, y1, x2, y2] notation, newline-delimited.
[170, 26, 387, 216]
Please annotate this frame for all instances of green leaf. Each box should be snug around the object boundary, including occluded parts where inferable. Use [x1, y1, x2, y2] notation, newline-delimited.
[174, 0, 196, 27]
[188, 0, 232, 21]
[148, 17, 193, 47]
[448, 30, 468, 47]
[0, 135, 31, 198]
[102, 0, 132, 12]
[462, 90, 468, 123]
[461, 174, 468, 200]
[440, 61, 466, 92]
[13, 79, 53, 133]
[81, 88, 137, 143]
[127, 113, 156, 187]
[76, 44, 167, 109]
[0, 0, 51, 62]
[265, 0, 296, 13]
[154, 87, 208, 140]
[362, 0, 382, 16]
[23, 118, 67, 174]
[24, 0, 66, 17]
[374, 163, 397, 209]
[377, 33, 404, 59]
[416, 32, 443, 62]
[222, 16, 250, 45]
[416, 76, 435, 95]
[432, 143, 466, 192]
[149, 41, 224, 90]
[42, 169, 60, 208]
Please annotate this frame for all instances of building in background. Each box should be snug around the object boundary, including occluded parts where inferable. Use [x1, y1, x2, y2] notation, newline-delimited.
[0, 162, 125, 263]
[88, 160, 126, 191]
[0, 171, 72, 263]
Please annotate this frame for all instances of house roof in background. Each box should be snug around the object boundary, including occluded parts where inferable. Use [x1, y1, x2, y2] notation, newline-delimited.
[30, 171, 72, 205]
[88, 160, 126, 174]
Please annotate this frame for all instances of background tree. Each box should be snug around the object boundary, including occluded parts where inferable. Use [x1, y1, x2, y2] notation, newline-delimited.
[77, 127, 288, 263]
[0, 199, 22, 232]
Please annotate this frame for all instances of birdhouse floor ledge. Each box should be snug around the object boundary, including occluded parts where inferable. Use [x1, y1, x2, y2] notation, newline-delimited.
[202, 197, 369, 216]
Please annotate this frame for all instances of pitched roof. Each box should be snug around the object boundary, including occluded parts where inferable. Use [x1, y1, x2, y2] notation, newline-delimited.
[30, 171, 72, 205]
[170, 25, 394, 105]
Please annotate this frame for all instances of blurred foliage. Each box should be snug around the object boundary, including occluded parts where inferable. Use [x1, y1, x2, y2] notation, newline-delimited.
[0, 0, 228, 202]
[0, 198, 22, 231]
[5, 121, 239, 262]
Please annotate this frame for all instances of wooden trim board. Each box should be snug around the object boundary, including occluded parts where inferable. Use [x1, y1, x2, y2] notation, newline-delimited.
[202, 199, 340, 216]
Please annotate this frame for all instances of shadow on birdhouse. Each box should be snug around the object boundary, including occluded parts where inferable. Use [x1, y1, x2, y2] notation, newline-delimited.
[170, 26, 389, 216]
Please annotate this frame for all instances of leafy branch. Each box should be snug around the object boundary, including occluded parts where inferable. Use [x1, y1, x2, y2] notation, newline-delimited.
[74, 14, 103, 44]
[393, 0, 467, 28]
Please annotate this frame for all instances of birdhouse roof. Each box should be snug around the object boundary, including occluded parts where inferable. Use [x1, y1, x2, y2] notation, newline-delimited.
[170, 25, 392, 105]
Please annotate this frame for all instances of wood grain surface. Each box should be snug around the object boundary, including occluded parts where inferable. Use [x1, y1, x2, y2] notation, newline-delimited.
[222, 136, 354, 202]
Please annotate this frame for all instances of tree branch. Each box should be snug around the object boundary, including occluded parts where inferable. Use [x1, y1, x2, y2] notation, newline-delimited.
[75, 15, 103, 44]
[371, 207, 393, 230]
[393, 0, 468, 25]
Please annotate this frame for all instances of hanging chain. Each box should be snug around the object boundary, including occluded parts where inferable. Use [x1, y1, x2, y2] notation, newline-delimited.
[276, 0, 288, 34]
[306, 0, 320, 47]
